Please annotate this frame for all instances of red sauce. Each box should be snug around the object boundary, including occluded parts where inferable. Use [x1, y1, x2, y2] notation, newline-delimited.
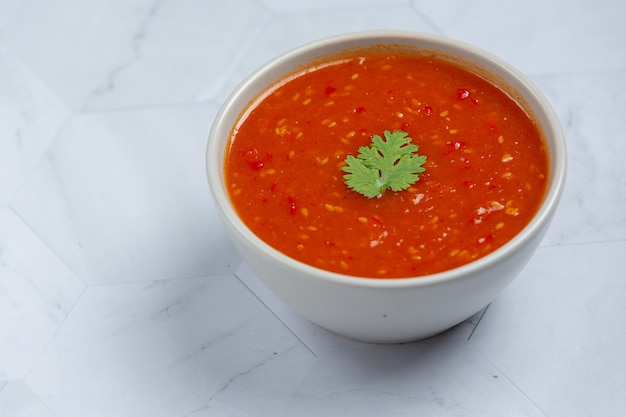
[225, 50, 549, 278]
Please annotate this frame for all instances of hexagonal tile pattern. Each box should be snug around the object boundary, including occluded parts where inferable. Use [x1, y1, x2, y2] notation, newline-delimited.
[1, 0, 624, 416]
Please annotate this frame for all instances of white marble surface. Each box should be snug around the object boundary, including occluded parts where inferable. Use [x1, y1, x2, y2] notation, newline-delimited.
[1, 0, 624, 416]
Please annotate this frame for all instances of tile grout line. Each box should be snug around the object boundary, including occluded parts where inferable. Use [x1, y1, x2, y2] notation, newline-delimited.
[193, 8, 273, 103]
[471, 345, 552, 417]
[5, 206, 91, 387]
[7, 205, 86, 287]
[540, 237, 626, 249]
[467, 303, 489, 341]
[232, 268, 318, 358]
[409, 2, 448, 36]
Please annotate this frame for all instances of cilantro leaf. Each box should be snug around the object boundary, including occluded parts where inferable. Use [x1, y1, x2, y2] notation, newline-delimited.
[342, 130, 427, 198]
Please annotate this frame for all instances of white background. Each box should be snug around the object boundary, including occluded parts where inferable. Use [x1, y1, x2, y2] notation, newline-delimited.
[1, 0, 625, 416]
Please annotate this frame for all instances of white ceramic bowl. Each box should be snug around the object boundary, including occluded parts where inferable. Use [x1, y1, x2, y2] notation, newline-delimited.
[206, 30, 567, 343]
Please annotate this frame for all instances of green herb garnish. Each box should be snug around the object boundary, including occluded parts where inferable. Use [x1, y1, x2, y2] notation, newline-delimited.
[342, 130, 427, 198]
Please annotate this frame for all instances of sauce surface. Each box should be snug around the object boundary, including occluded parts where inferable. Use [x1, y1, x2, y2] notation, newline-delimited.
[225, 50, 548, 278]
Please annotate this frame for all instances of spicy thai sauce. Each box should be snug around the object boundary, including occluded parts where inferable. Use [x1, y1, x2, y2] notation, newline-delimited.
[224, 50, 548, 278]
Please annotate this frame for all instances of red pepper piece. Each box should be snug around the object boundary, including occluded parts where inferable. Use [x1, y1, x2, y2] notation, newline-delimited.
[240, 147, 272, 171]
[457, 88, 470, 100]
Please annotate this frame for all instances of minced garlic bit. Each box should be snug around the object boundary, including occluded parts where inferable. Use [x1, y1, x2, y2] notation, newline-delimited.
[477, 201, 504, 216]
[439, 110, 449, 117]
[502, 153, 513, 162]
[302, 98, 312, 105]
[497, 135, 505, 144]
[412, 193, 425, 205]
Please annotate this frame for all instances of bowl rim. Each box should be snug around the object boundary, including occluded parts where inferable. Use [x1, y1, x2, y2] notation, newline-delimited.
[207, 29, 567, 290]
